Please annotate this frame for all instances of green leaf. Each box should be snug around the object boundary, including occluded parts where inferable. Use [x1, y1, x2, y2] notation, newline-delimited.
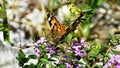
[51, 54, 59, 59]
[62, 59, 70, 63]
[17, 51, 29, 67]
[44, 55, 48, 59]
[97, 0, 103, 6]
[18, 58, 29, 67]
[37, 62, 42, 68]
[40, 49, 48, 55]
[58, 64, 66, 68]
[24, 63, 36, 68]
[41, 44, 46, 49]
[82, 18, 90, 38]
[50, 0, 57, 10]
[66, 33, 73, 42]
[40, 58, 49, 63]
[78, 61, 84, 65]
[49, 64, 54, 68]
[28, 55, 37, 59]
[18, 51, 25, 60]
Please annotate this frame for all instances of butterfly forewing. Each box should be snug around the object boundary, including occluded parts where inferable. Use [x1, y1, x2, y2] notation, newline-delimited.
[46, 9, 66, 40]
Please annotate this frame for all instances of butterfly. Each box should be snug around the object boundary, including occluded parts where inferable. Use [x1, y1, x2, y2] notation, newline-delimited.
[46, 9, 66, 40]
[46, 8, 85, 42]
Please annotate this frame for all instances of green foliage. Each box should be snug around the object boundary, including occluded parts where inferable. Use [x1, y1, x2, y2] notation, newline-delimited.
[2, 0, 10, 42]
[28, 55, 37, 59]
[24, 63, 36, 68]
[0, 23, 3, 31]
[40, 58, 49, 63]
[17, 51, 38, 68]
[49, 64, 54, 68]
[77, 0, 103, 38]
[65, 32, 74, 43]
[50, 0, 58, 10]
[81, 0, 103, 12]
[37, 62, 43, 68]
[58, 64, 66, 68]
[67, 4, 93, 39]
[17, 51, 29, 67]
[0, 7, 2, 18]
[0, 0, 2, 18]
[109, 35, 120, 46]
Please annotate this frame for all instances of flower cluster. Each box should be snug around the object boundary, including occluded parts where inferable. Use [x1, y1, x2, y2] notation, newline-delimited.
[34, 37, 56, 57]
[46, 44, 56, 55]
[34, 37, 47, 46]
[72, 39, 89, 57]
[62, 61, 82, 68]
[34, 47, 41, 57]
[103, 55, 120, 68]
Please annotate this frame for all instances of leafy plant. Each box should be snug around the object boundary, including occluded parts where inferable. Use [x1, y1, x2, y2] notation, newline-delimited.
[2, 0, 10, 42]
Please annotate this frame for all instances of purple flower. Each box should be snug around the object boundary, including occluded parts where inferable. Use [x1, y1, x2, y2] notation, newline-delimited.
[49, 49, 56, 55]
[46, 44, 56, 55]
[33, 37, 47, 57]
[103, 55, 120, 68]
[103, 62, 112, 68]
[63, 55, 69, 59]
[72, 42, 82, 51]
[34, 36, 56, 56]
[66, 47, 72, 53]
[34, 47, 40, 57]
[46, 44, 52, 50]
[73, 42, 79, 46]
[64, 62, 72, 68]
[115, 63, 120, 68]
[72, 39, 88, 57]
[66, 49, 71, 52]
[75, 64, 81, 68]
[75, 50, 87, 57]
[80, 39, 89, 48]
[35, 37, 47, 46]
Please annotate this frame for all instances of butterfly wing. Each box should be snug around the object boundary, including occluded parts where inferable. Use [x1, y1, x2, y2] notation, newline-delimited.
[46, 9, 66, 39]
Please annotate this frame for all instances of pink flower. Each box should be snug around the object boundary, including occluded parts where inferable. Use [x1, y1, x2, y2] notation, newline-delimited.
[103, 55, 120, 68]
[46, 44, 56, 55]
[64, 62, 72, 68]
[80, 39, 90, 48]
[34, 47, 40, 57]
[35, 37, 47, 46]
[74, 50, 87, 57]
[72, 39, 88, 57]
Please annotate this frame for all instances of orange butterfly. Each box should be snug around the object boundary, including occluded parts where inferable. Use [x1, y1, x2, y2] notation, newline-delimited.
[46, 8, 85, 42]
[46, 10, 66, 40]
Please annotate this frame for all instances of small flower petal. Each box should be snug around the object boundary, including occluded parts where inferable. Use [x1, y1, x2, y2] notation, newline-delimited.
[64, 62, 72, 68]
[34, 47, 40, 57]
[49, 49, 56, 55]
[75, 50, 86, 57]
